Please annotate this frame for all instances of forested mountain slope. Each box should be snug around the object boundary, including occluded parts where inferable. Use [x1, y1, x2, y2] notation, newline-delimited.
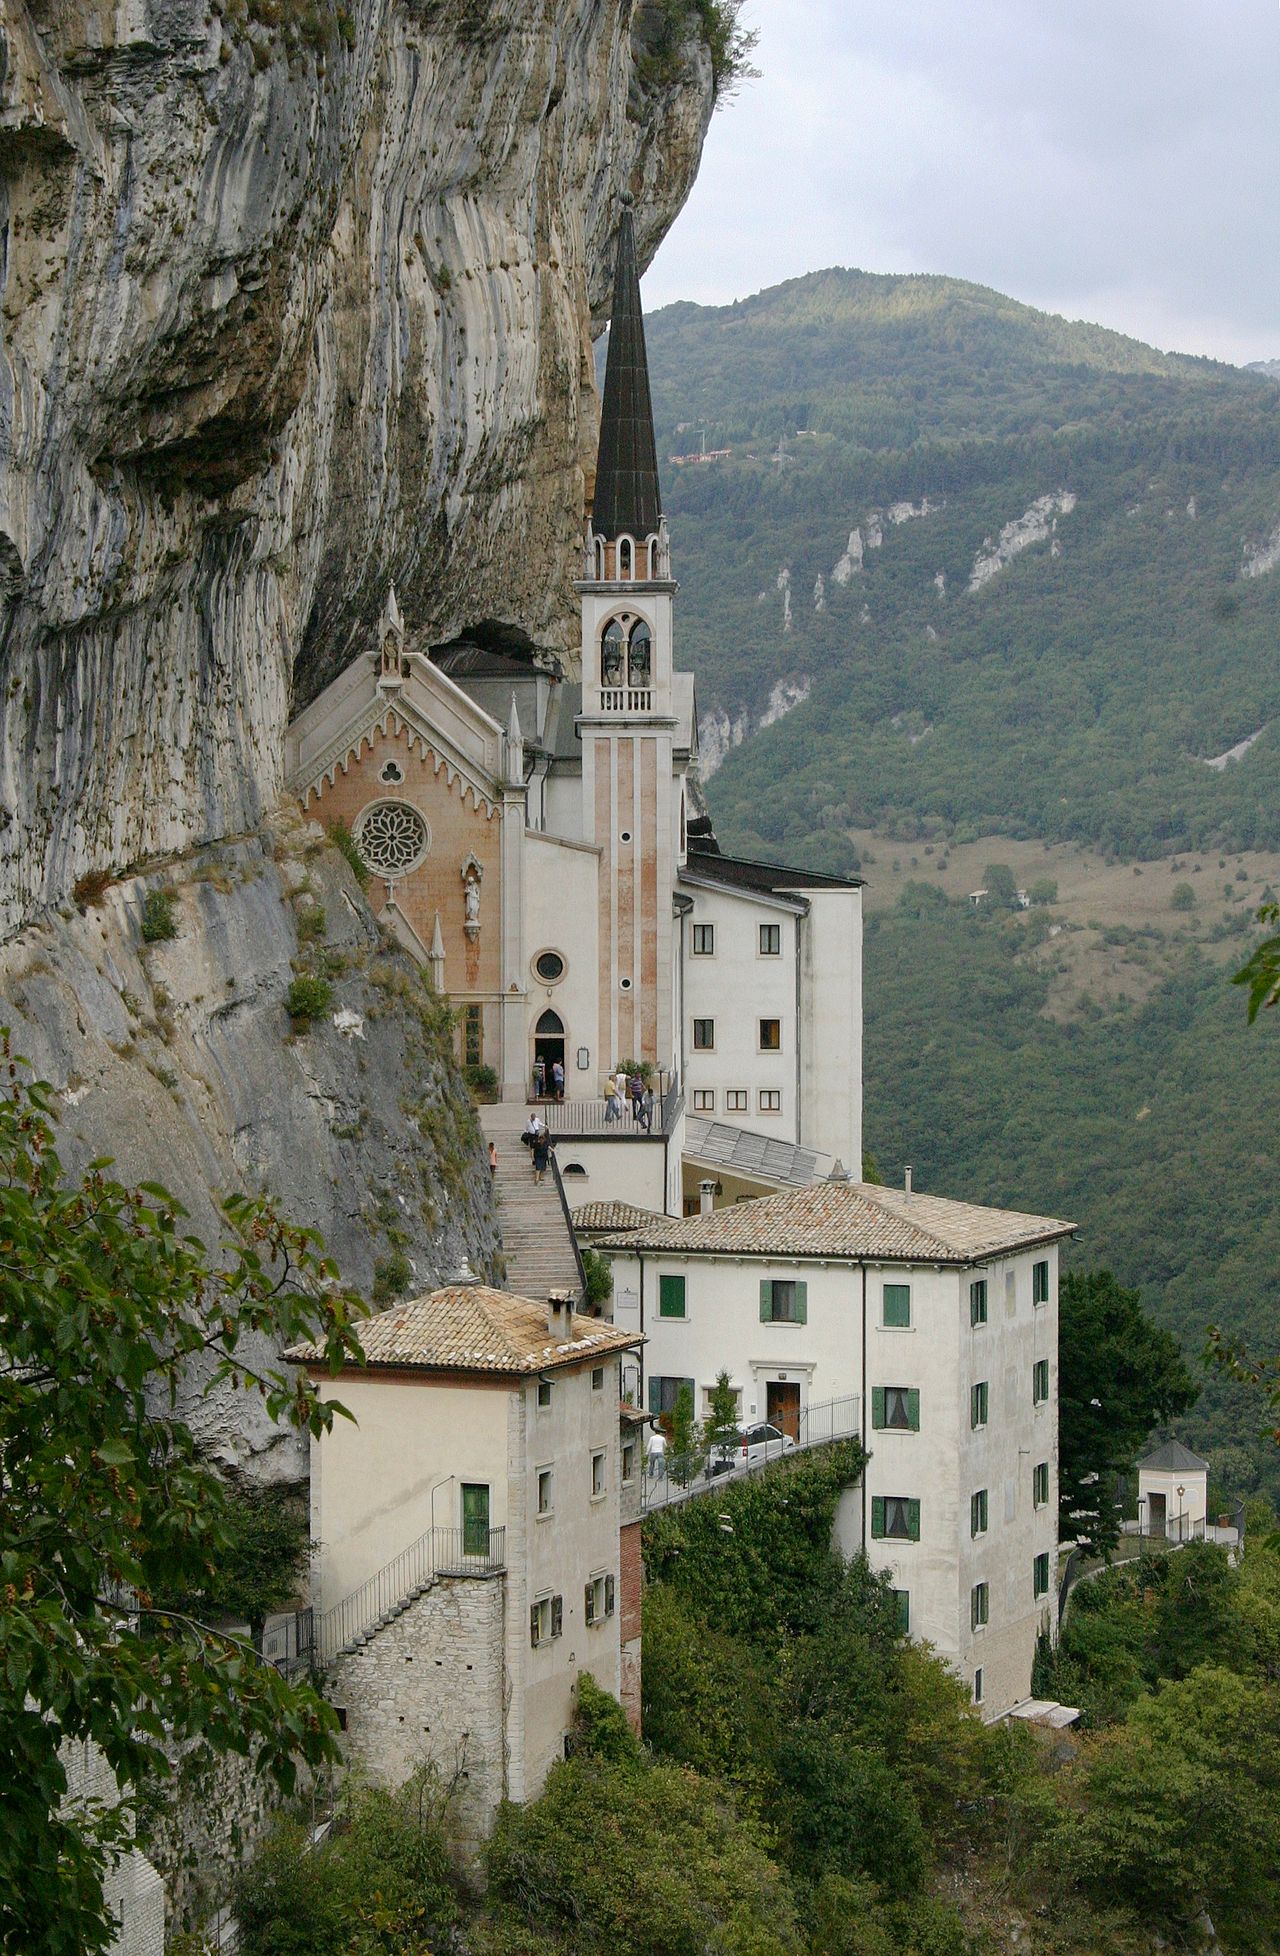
[646, 269, 1280, 867]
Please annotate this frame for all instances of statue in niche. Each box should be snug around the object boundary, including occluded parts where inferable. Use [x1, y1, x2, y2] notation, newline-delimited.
[462, 855, 483, 937]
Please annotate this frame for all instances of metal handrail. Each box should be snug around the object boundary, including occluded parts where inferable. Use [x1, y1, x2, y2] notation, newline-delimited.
[317, 1524, 505, 1664]
[550, 1152, 588, 1296]
[640, 1394, 861, 1514]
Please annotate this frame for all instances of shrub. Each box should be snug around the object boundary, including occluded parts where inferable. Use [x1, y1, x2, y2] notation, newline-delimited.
[1027, 876, 1058, 905]
[295, 904, 326, 943]
[372, 1250, 413, 1305]
[140, 890, 179, 942]
[1171, 881, 1196, 910]
[73, 867, 112, 908]
[326, 819, 369, 889]
[464, 1060, 500, 1102]
[581, 1246, 613, 1310]
[286, 976, 333, 1028]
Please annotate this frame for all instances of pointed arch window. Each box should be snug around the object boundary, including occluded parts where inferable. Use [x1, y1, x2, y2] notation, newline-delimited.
[601, 619, 625, 689]
[627, 620, 651, 689]
[618, 537, 633, 580]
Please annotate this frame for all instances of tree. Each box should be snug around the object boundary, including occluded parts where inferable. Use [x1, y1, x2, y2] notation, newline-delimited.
[1027, 876, 1058, 906]
[1171, 880, 1196, 911]
[981, 862, 1020, 910]
[1059, 1269, 1197, 1555]
[157, 1482, 311, 1650]
[705, 1369, 741, 1454]
[0, 1047, 368, 1954]
[668, 1380, 701, 1485]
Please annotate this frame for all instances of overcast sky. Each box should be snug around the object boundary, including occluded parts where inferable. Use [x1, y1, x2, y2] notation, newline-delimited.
[642, 0, 1280, 366]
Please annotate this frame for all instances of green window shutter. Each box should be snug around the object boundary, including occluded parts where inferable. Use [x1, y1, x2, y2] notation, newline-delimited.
[648, 1375, 661, 1415]
[551, 1595, 563, 1639]
[883, 1283, 910, 1328]
[906, 1499, 921, 1542]
[760, 1280, 772, 1322]
[871, 1387, 886, 1429]
[584, 1581, 594, 1626]
[871, 1496, 886, 1539]
[659, 1275, 685, 1319]
[794, 1281, 808, 1324]
[530, 1603, 541, 1648]
[906, 1388, 920, 1431]
[605, 1573, 615, 1617]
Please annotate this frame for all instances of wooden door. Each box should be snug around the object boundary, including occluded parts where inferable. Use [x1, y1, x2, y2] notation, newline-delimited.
[1148, 1491, 1166, 1540]
[767, 1381, 801, 1441]
[461, 1482, 490, 1557]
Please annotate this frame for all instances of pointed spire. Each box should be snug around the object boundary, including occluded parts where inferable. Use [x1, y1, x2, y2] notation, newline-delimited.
[592, 195, 661, 541]
[382, 584, 404, 640]
[428, 910, 445, 991]
[507, 690, 522, 747]
[505, 691, 524, 787]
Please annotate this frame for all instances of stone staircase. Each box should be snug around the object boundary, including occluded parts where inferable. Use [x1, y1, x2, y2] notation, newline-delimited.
[479, 1104, 584, 1301]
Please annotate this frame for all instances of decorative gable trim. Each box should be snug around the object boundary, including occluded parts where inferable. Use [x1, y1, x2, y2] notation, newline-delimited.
[295, 708, 501, 820]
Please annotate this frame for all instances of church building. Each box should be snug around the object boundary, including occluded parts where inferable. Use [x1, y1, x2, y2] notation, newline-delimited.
[286, 203, 863, 1218]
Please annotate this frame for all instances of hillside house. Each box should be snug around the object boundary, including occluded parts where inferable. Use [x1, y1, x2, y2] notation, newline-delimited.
[599, 1178, 1074, 1717]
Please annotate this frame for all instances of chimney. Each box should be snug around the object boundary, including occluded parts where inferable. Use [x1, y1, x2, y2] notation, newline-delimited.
[904, 1166, 913, 1196]
[699, 1178, 716, 1217]
[547, 1289, 576, 1341]
[453, 1256, 479, 1286]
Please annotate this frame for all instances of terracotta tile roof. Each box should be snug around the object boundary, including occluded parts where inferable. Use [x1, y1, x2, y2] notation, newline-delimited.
[597, 1181, 1074, 1265]
[571, 1199, 667, 1234]
[288, 1284, 640, 1376]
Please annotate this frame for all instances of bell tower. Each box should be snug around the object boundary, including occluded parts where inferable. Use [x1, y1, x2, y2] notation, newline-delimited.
[576, 195, 679, 1082]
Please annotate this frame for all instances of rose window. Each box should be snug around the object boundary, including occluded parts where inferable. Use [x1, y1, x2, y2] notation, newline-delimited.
[353, 800, 429, 878]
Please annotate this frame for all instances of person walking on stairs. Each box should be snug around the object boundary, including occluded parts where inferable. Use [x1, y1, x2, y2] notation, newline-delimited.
[531, 1127, 554, 1186]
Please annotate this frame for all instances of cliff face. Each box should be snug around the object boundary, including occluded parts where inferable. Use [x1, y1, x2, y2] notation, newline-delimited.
[0, 0, 714, 933]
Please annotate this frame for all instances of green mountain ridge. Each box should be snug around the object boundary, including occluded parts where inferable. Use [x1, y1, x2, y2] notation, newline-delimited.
[648, 268, 1280, 865]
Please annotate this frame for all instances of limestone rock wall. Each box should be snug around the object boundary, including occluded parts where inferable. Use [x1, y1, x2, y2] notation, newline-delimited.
[0, 808, 503, 1473]
[0, 0, 714, 932]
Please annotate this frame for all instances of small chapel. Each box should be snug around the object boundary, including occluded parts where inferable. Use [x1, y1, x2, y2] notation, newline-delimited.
[286, 203, 863, 1218]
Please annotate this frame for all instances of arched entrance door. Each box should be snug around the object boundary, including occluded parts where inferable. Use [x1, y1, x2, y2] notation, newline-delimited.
[533, 1009, 565, 1098]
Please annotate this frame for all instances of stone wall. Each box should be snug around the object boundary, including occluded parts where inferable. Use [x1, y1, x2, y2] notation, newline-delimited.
[328, 1573, 508, 1850]
[62, 1743, 165, 1956]
[619, 1516, 643, 1732]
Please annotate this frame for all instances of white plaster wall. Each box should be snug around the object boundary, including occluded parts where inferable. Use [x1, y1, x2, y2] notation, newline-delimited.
[799, 887, 862, 1169]
[61, 1742, 165, 1956]
[1138, 1466, 1208, 1533]
[523, 829, 601, 1092]
[558, 1135, 670, 1213]
[310, 1375, 510, 1614]
[681, 882, 801, 1138]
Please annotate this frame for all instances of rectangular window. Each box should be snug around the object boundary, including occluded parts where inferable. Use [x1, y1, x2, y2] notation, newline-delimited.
[463, 1002, 482, 1068]
[971, 1581, 989, 1631]
[759, 1090, 782, 1113]
[648, 1375, 695, 1417]
[870, 1495, 921, 1541]
[592, 1365, 605, 1391]
[1033, 1259, 1050, 1306]
[537, 1468, 553, 1516]
[659, 1275, 687, 1320]
[1033, 1359, 1050, 1405]
[1034, 1551, 1051, 1600]
[760, 1278, 808, 1324]
[621, 1439, 636, 1484]
[970, 1381, 989, 1430]
[591, 1450, 606, 1498]
[726, 1090, 748, 1112]
[759, 923, 781, 956]
[529, 1593, 563, 1647]
[693, 1089, 715, 1112]
[537, 1379, 552, 1409]
[973, 1667, 984, 1705]
[584, 1572, 616, 1626]
[882, 1283, 911, 1329]
[970, 1488, 989, 1538]
[692, 923, 715, 956]
[891, 1588, 910, 1635]
[871, 1386, 920, 1432]
[1033, 1461, 1050, 1508]
[759, 1018, 782, 1051]
[693, 1018, 715, 1050]
[969, 1279, 988, 1326]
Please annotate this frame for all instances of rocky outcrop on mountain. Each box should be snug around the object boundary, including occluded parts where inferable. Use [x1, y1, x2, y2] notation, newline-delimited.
[0, 810, 502, 1473]
[0, 0, 715, 934]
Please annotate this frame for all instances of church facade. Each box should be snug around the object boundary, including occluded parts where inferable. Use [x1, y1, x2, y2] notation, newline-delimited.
[286, 206, 863, 1216]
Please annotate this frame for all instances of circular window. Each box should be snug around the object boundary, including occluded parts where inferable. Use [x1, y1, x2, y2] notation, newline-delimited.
[619, 976, 633, 991]
[380, 760, 404, 785]
[534, 950, 566, 984]
[353, 800, 429, 878]
[620, 830, 632, 844]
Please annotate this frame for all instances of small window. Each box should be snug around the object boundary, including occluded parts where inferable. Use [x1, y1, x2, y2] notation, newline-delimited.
[659, 1275, 687, 1320]
[882, 1283, 911, 1329]
[759, 923, 781, 956]
[971, 1582, 989, 1631]
[872, 1386, 919, 1432]
[760, 1279, 807, 1324]
[870, 1495, 920, 1541]
[759, 1018, 781, 1052]
[693, 1018, 715, 1050]
[969, 1279, 988, 1326]
[537, 1380, 552, 1409]
[891, 1588, 910, 1635]
[726, 1089, 748, 1112]
[530, 1593, 563, 1647]
[1034, 1551, 1051, 1600]
[591, 1450, 606, 1498]
[535, 950, 566, 983]
[1033, 1259, 1050, 1306]
[537, 1468, 553, 1515]
[970, 1488, 989, 1538]
[1033, 1359, 1050, 1405]
[973, 1667, 984, 1705]
[591, 1366, 605, 1391]
[759, 1090, 782, 1113]
[970, 1381, 989, 1430]
[693, 1089, 715, 1112]
[584, 1572, 616, 1627]
[621, 1439, 636, 1483]
[463, 1003, 482, 1068]
[648, 1374, 695, 1416]
[692, 923, 715, 956]
[379, 759, 404, 784]
[1033, 1460, 1050, 1508]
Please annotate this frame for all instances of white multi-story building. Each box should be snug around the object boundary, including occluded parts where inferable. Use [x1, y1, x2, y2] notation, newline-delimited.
[292, 1284, 640, 1840]
[600, 1179, 1074, 1716]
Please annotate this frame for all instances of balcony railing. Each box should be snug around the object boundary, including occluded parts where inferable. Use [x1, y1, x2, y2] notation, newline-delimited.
[529, 1072, 682, 1137]
[316, 1524, 506, 1665]
[640, 1394, 861, 1514]
[599, 687, 653, 713]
